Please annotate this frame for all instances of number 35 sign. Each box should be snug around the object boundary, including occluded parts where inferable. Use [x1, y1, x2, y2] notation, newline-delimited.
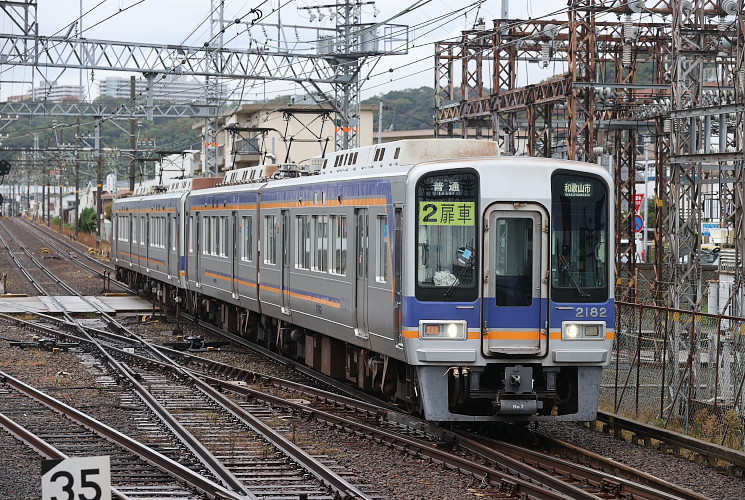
[42, 456, 111, 500]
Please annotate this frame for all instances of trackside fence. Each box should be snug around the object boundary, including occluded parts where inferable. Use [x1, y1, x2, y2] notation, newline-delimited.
[607, 301, 745, 450]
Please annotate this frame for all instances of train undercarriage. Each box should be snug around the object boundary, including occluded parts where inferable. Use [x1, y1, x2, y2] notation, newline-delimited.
[118, 267, 588, 421]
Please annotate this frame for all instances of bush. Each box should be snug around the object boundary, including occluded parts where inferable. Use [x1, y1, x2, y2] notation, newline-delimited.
[78, 207, 97, 233]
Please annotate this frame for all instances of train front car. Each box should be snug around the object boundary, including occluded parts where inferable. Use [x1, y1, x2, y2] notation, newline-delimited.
[404, 157, 614, 422]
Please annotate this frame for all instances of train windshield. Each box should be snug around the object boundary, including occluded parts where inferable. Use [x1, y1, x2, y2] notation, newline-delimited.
[551, 174, 609, 303]
[416, 171, 478, 301]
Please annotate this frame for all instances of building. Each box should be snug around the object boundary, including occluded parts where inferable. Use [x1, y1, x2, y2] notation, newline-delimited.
[201, 101, 376, 174]
[31, 83, 84, 102]
[98, 75, 230, 104]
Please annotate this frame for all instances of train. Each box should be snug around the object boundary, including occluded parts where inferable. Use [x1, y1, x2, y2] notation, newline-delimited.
[112, 138, 615, 422]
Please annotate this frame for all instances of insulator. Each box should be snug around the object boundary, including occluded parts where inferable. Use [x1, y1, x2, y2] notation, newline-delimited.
[540, 42, 551, 68]
[623, 14, 635, 42]
[663, 119, 671, 133]
[721, 0, 738, 16]
[622, 44, 632, 69]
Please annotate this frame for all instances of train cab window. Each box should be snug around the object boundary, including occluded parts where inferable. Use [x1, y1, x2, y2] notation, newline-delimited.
[313, 215, 329, 272]
[376, 215, 389, 283]
[296, 215, 311, 269]
[241, 216, 253, 262]
[551, 174, 609, 303]
[416, 170, 478, 301]
[264, 215, 277, 264]
[330, 215, 347, 275]
[394, 147, 400, 160]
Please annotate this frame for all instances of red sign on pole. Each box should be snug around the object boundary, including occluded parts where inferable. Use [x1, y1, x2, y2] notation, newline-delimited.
[634, 194, 645, 213]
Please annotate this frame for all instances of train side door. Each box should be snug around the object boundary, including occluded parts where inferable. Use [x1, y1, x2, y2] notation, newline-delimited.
[127, 215, 133, 267]
[482, 203, 549, 356]
[145, 214, 151, 272]
[231, 210, 239, 298]
[166, 215, 172, 278]
[354, 208, 369, 339]
[281, 210, 291, 314]
[194, 213, 201, 286]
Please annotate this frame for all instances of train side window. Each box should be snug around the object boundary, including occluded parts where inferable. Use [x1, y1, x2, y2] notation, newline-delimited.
[214, 216, 220, 255]
[171, 216, 177, 252]
[140, 216, 146, 245]
[220, 216, 228, 257]
[203, 216, 211, 255]
[330, 215, 347, 275]
[296, 215, 311, 269]
[376, 215, 388, 283]
[241, 216, 253, 262]
[188, 216, 194, 254]
[264, 215, 277, 264]
[313, 215, 328, 272]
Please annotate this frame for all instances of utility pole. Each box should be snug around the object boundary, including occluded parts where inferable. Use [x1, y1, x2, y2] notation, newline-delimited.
[95, 119, 102, 243]
[204, 0, 224, 176]
[129, 76, 136, 193]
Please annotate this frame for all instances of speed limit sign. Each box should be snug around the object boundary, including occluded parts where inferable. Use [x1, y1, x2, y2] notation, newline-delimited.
[42, 456, 111, 500]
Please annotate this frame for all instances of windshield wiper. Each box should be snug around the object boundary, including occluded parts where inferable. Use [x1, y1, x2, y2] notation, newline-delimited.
[560, 258, 590, 298]
[444, 261, 473, 298]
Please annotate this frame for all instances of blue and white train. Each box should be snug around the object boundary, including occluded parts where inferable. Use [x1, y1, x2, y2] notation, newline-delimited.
[112, 139, 614, 422]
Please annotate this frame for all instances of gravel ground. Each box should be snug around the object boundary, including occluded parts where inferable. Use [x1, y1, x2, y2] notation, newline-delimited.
[541, 421, 745, 499]
[4, 316, 745, 500]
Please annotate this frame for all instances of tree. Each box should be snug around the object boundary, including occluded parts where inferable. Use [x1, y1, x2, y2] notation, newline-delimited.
[79, 207, 97, 233]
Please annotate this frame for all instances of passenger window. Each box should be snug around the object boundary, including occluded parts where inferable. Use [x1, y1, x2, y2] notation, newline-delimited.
[376, 215, 388, 283]
[313, 215, 328, 272]
[296, 215, 311, 269]
[330, 215, 347, 275]
[242, 216, 252, 261]
[264, 215, 277, 264]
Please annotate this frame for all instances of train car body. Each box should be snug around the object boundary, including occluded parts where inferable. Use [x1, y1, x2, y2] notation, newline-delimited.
[113, 139, 614, 422]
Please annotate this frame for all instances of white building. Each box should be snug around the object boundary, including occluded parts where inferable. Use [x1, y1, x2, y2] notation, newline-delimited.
[31, 84, 84, 102]
[98, 75, 229, 104]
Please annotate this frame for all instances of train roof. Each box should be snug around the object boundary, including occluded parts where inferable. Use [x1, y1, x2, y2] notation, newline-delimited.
[313, 139, 500, 177]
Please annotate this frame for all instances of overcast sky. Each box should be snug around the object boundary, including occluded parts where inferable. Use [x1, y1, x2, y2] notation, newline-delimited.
[1, 1, 565, 102]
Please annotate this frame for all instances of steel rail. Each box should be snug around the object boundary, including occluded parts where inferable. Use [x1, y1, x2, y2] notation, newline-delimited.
[15, 219, 133, 297]
[0, 228, 254, 497]
[0, 412, 134, 500]
[0, 370, 245, 500]
[18, 218, 116, 273]
[195, 370, 582, 500]
[596, 411, 745, 475]
[0, 223, 45, 294]
[187, 313, 402, 410]
[105, 342, 376, 500]
[454, 430, 705, 500]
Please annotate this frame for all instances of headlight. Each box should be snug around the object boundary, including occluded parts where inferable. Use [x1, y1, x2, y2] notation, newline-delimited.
[562, 321, 605, 340]
[420, 320, 467, 340]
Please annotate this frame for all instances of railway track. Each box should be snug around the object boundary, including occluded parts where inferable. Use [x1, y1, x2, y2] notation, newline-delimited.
[0, 369, 240, 499]
[0, 219, 730, 499]
[0, 218, 134, 295]
[0, 227, 382, 499]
